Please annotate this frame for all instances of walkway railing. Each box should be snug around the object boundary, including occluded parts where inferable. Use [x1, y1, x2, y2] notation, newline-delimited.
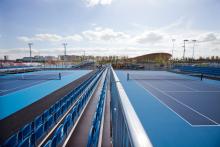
[110, 67, 152, 147]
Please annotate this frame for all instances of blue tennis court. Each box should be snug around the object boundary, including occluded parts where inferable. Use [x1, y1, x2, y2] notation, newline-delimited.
[0, 70, 91, 119]
[116, 70, 220, 147]
[0, 70, 71, 96]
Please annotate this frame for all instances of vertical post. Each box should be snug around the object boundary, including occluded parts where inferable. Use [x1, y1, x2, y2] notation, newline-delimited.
[192, 40, 197, 60]
[59, 73, 61, 80]
[183, 40, 188, 60]
[28, 43, 33, 63]
[63, 43, 67, 67]
[171, 39, 176, 60]
[201, 73, 203, 81]
[127, 73, 129, 81]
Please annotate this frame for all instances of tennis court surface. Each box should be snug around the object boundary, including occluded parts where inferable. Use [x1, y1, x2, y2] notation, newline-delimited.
[0, 70, 91, 119]
[0, 70, 70, 96]
[116, 70, 220, 147]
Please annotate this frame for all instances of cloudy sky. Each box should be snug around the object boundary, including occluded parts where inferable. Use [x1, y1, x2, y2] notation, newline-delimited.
[0, 0, 220, 59]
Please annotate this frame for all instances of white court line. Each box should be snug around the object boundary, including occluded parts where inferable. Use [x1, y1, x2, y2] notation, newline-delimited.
[141, 81, 219, 125]
[0, 73, 86, 97]
[0, 89, 7, 91]
[0, 90, 8, 92]
[190, 124, 220, 127]
[0, 73, 82, 95]
[134, 80, 220, 127]
[165, 80, 198, 91]
[0, 80, 45, 94]
[133, 80, 194, 127]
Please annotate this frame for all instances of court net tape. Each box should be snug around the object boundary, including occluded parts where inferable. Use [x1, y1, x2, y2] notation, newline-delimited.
[127, 73, 203, 81]
[0, 73, 61, 80]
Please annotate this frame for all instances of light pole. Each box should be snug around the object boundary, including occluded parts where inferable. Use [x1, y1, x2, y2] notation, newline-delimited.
[171, 39, 176, 59]
[28, 43, 33, 63]
[83, 50, 86, 61]
[192, 40, 197, 60]
[183, 40, 188, 60]
[63, 43, 67, 66]
[63, 43, 67, 56]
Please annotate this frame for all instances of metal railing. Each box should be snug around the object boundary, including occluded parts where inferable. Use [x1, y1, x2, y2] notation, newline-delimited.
[110, 67, 152, 147]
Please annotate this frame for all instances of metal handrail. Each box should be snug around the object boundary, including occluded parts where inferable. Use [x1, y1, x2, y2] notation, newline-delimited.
[111, 67, 152, 147]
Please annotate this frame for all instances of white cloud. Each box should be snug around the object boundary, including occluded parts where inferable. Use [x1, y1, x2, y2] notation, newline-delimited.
[212, 48, 220, 52]
[35, 34, 63, 42]
[17, 34, 83, 42]
[17, 36, 31, 42]
[199, 33, 220, 43]
[9, 20, 220, 59]
[64, 34, 83, 42]
[134, 32, 164, 44]
[84, 0, 112, 7]
[82, 27, 130, 42]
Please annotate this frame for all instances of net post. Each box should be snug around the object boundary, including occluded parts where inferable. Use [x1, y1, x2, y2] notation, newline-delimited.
[201, 73, 203, 81]
[59, 73, 61, 80]
[127, 73, 129, 81]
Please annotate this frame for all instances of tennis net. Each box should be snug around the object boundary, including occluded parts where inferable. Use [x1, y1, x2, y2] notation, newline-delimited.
[127, 73, 203, 81]
[0, 73, 62, 80]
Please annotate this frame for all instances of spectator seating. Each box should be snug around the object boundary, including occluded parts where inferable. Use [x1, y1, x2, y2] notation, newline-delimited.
[87, 71, 108, 147]
[2, 69, 104, 147]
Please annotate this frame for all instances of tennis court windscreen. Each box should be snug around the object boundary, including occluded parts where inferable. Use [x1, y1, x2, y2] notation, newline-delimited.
[0, 73, 61, 80]
[127, 73, 202, 81]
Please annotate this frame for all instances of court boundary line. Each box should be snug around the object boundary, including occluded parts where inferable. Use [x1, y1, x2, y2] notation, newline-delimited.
[141, 81, 219, 126]
[165, 80, 198, 91]
[132, 80, 219, 127]
[0, 90, 7, 92]
[0, 80, 45, 94]
[133, 80, 194, 127]
[0, 71, 70, 85]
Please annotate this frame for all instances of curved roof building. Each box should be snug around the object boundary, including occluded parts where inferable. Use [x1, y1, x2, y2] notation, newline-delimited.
[130, 52, 172, 63]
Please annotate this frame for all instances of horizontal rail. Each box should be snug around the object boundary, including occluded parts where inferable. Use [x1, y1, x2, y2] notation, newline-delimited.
[111, 67, 152, 147]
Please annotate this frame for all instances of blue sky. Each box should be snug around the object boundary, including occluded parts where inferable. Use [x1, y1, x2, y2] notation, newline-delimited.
[0, 0, 220, 59]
